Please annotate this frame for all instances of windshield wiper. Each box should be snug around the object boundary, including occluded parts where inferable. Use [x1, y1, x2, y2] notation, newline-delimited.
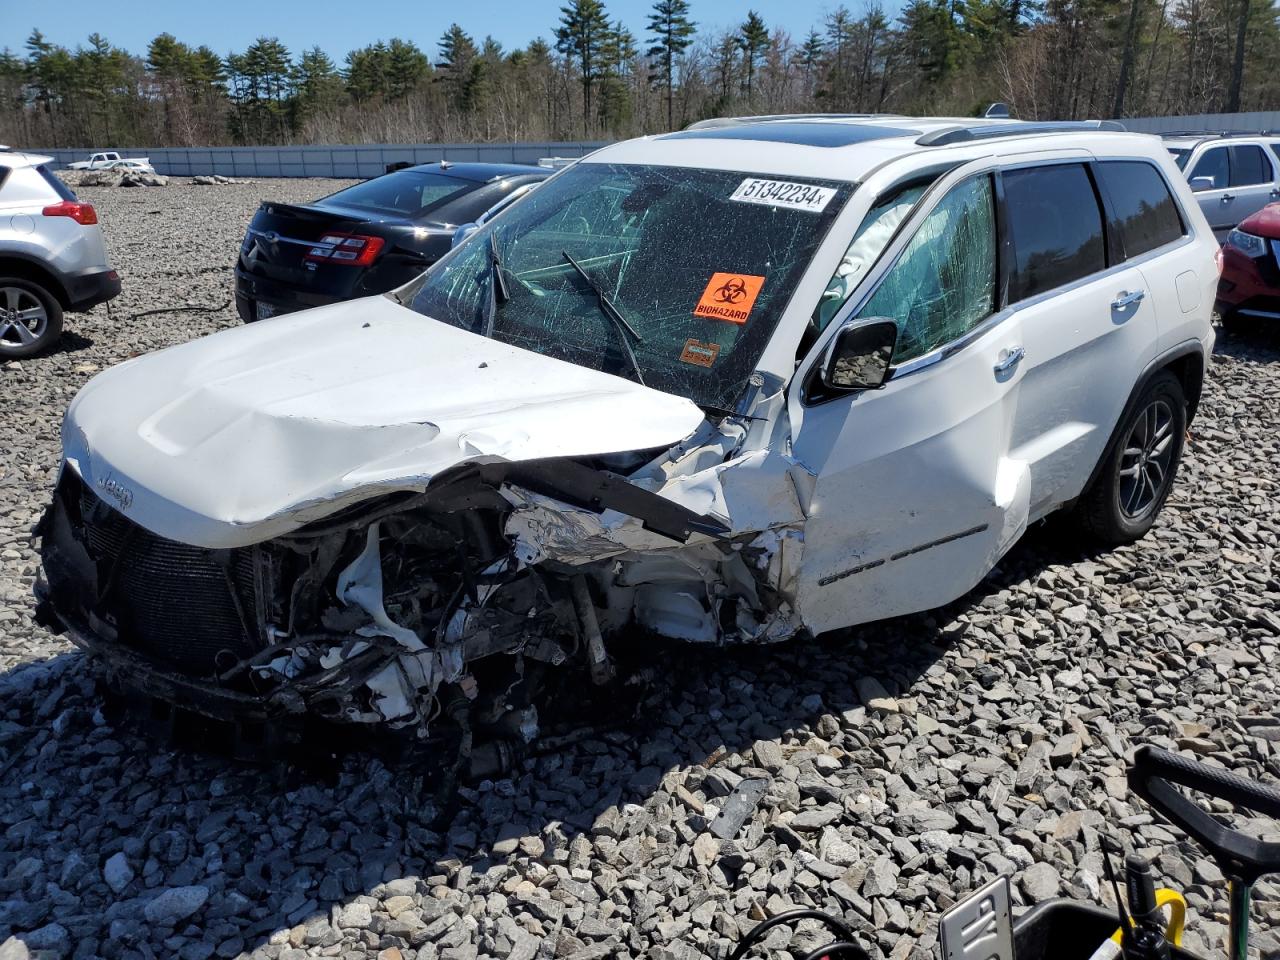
[561, 249, 646, 386]
[481, 231, 510, 338]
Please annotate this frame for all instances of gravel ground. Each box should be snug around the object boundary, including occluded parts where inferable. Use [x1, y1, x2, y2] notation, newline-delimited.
[2, 179, 1280, 960]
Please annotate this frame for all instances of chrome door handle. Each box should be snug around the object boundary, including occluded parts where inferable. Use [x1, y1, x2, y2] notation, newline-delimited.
[1221, 193, 1235, 202]
[993, 345, 1025, 374]
[1112, 289, 1146, 309]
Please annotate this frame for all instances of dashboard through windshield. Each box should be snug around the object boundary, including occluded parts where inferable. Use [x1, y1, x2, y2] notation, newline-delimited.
[406, 162, 851, 410]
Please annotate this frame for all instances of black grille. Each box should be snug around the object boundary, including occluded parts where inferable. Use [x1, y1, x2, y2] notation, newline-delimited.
[77, 484, 261, 677]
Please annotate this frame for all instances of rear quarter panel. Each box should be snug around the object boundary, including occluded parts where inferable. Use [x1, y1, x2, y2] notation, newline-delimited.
[1139, 148, 1219, 357]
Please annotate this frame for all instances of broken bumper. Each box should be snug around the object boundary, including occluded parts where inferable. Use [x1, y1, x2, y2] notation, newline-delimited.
[38, 454, 787, 739]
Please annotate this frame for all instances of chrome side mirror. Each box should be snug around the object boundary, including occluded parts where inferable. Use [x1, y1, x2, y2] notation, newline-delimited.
[822, 317, 898, 391]
[451, 222, 480, 249]
[1189, 176, 1216, 193]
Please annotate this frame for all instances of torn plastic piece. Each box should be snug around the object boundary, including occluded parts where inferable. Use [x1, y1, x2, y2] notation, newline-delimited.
[336, 523, 425, 652]
[710, 776, 769, 840]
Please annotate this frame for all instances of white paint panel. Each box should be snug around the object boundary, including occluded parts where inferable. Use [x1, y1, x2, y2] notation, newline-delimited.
[63, 296, 705, 548]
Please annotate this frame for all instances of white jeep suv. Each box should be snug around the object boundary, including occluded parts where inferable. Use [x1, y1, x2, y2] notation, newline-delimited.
[38, 116, 1216, 743]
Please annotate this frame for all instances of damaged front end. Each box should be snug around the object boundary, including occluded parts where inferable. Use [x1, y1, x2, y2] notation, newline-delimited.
[38, 447, 799, 752]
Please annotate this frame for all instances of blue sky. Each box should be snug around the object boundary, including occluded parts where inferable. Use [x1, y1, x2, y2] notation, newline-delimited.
[0, 0, 871, 61]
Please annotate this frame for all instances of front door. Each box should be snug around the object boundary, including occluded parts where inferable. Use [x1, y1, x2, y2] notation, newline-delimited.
[791, 171, 1031, 634]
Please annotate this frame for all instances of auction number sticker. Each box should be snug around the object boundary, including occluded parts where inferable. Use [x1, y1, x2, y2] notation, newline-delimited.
[731, 178, 836, 213]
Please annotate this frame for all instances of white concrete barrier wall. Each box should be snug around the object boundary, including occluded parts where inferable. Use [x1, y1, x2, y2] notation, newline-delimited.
[31, 114, 1280, 177]
[1119, 111, 1280, 134]
[33, 142, 611, 178]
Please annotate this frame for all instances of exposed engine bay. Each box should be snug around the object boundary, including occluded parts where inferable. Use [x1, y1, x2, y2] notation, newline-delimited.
[37, 438, 806, 756]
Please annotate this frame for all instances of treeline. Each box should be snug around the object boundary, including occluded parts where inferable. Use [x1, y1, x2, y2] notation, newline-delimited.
[1, 0, 1278, 149]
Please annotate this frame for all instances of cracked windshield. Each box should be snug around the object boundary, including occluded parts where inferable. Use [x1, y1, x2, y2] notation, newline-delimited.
[407, 163, 851, 410]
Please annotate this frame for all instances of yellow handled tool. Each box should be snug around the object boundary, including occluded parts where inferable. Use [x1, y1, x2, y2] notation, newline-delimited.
[1086, 889, 1187, 960]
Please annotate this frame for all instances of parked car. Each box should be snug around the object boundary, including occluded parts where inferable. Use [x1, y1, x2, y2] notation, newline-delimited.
[67, 151, 151, 171]
[449, 178, 544, 248]
[234, 161, 550, 322]
[0, 150, 121, 357]
[39, 116, 1214, 748]
[97, 158, 157, 175]
[1164, 133, 1280, 238]
[1216, 201, 1280, 330]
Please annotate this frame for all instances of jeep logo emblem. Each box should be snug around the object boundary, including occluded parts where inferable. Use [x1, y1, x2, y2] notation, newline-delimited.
[97, 474, 134, 510]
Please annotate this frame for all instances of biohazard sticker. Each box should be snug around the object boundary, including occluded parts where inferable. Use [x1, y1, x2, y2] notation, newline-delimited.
[730, 178, 837, 213]
[694, 273, 765, 324]
[680, 338, 721, 367]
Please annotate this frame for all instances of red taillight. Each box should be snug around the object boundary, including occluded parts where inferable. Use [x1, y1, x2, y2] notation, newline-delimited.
[42, 200, 98, 225]
[305, 232, 384, 267]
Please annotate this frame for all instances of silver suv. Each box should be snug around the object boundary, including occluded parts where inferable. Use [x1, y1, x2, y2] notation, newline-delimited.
[1164, 132, 1280, 237]
[0, 150, 121, 357]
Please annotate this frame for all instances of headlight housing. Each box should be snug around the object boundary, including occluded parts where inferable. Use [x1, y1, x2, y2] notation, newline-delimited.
[1226, 228, 1268, 258]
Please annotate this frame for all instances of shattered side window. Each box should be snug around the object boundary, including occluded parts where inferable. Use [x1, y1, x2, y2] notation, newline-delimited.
[814, 183, 928, 332]
[856, 174, 996, 364]
[408, 163, 851, 410]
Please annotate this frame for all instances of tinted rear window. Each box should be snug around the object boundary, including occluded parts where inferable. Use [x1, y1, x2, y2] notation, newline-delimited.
[1167, 148, 1191, 170]
[1230, 145, 1271, 186]
[320, 170, 474, 218]
[38, 165, 76, 201]
[1095, 161, 1185, 259]
[1005, 163, 1106, 302]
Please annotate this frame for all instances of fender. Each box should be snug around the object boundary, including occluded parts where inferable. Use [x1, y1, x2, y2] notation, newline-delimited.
[0, 249, 72, 306]
[1076, 337, 1208, 502]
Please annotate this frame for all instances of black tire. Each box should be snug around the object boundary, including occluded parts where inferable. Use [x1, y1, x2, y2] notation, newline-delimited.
[0, 277, 64, 359]
[1218, 308, 1249, 336]
[1077, 371, 1186, 545]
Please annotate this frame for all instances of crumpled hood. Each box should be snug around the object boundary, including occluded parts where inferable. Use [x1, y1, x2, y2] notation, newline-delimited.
[63, 296, 706, 548]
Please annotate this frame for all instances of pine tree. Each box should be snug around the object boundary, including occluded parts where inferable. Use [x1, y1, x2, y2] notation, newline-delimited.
[646, 0, 696, 130]
[555, 0, 611, 135]
[438, 24, 480, 109]
[738, 11, 770, 100]
[799, 29, 825, 99]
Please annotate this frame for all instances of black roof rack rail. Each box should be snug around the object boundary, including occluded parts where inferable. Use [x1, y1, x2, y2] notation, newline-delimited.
[1157, 129, 1275, 139]
[917, 119, 1126, 146]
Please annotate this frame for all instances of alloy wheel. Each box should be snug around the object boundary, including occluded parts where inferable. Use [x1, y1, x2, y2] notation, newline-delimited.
[0, 286, 48, 348]
[1118, 398, 1175, 519]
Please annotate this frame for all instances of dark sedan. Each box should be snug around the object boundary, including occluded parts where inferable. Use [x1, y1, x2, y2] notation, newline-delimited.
[234, 161, 548, 322]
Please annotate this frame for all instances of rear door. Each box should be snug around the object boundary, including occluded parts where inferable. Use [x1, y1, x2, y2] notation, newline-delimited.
[1225, 144, 1280, 224]
[791, 167, 1031, 632]
[998, 160, 1158, 517]
[1093, 158, 1205, 355]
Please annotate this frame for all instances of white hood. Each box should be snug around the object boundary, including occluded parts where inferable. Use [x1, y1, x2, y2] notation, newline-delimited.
[63, 296, 706, 548]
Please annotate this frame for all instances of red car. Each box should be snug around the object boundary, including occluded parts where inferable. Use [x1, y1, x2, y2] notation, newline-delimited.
[1217, 202, 1280, 330]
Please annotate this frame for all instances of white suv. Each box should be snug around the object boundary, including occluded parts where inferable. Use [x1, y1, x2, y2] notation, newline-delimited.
[0, 150, 121, 356]
[38, 116, 1216, 741]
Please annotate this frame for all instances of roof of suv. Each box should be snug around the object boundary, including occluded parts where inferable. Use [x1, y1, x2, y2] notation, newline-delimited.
[592, 114, 1147, 182]
[1162, 132, 1279, 148]
[0, 150, 54, 168]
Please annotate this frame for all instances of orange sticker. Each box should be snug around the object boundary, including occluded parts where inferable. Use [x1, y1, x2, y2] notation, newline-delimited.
[680, 338, 721, 367]
[693, 273, 765, 324]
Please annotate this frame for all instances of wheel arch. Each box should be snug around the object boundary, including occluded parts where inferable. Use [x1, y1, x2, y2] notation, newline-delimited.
[0, 254, 71, 308]
[1078, 339, 1205, 502]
